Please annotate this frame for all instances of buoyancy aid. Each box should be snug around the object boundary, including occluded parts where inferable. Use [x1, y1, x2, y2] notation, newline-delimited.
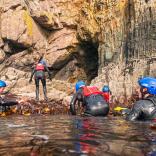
[82, 86, 103, 97]
[35, 63, 45, 71]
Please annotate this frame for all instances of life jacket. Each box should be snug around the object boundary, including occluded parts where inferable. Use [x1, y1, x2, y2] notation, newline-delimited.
[82, 86, 103, 97]
[102, 92, 110, 102]
[35, 63, 45, 71]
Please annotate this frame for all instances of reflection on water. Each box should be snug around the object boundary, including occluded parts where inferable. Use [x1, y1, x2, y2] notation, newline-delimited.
[0, 115, 155, 156]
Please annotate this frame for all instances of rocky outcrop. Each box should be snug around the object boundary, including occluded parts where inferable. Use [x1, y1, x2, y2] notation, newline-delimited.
[0, 49, 5, 63]
[77, 0, 156, 97]
[24, 0, 63, 30]
[0, 0, 155, 103]
[0, 0, 84, 103]
[1, 7, 46, 50]
[46, 28, 78, 67]
[24, 0, 83, 30]
[0, 37, 4, 48]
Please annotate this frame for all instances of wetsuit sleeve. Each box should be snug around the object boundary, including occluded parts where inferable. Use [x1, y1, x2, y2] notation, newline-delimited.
[70, 93, 78, 115]
[30, 68, 35, 80]
[44, 65, 51, 77]
[126, 101, 142, 121]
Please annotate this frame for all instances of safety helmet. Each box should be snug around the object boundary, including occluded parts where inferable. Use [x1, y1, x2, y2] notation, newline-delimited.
[102, 85, 110, 92]
[0, 80, 6, 87]
[75, 81, 86, 92]
[138, 77, 156, 95]
[39, 59, 46, 66]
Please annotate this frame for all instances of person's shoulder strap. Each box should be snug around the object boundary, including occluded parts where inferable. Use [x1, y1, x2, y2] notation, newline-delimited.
[145, 96, 156, 106]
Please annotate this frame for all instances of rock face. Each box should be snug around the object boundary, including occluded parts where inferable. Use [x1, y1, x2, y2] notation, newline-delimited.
[78, 0, 156, 97]
[0, 0, 156, 102]
[1, 7, 46, 50]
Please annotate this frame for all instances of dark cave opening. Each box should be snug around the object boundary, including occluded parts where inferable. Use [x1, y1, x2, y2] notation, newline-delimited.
[3, 39, 30, 55]
[48, 41, 99, 84]
[76, 41, 99, 84]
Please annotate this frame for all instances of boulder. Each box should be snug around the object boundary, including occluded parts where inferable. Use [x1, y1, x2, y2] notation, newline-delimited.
[0, 49, 5, 63]
[1, 7, 46, 51]
[52, 0, 84, 27]
[45, 28, 78, 67]
[25, 0, 83, 29]
[1, 0, 22, 12]
[4, 67, 26, 81]
[5, 50, 35, 69]
[25, 0, 63, 30]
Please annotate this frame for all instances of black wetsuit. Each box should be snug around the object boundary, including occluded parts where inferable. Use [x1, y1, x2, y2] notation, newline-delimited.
[30, 64, 51, 101]
[70, 88, 109, 116]
[0, 97, 18, 112]
[126, 96, 156, 121]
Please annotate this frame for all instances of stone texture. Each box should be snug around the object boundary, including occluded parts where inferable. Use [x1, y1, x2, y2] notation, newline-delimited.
[24, 0, 63, 30]
[0, 0, 156, 102]
[0, 38, 4, 48]
[3, 42, 11, 53]
[53, 0, 83, 27]
[0, 0, 22, 12]
[45, 28, 78, 67]
[0, 49, 5, 63]
[24, 0, 83, 30]
[1, 5, 46, 51]
[92, 59, 156, 97]
[78, 0, 156, 97]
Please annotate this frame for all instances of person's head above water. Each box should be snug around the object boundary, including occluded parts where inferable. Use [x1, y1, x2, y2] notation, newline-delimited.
[138, 77, 156, 95]
[102, 85, 110, 92]
[75, 81, 86, 92]
[0, 80, 6, 94]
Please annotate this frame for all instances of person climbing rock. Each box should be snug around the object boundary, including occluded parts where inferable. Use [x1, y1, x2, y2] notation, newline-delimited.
[29, 56, 52, 101]
[102, 85, 111, 103]
[0, 80, 18, 112]
[126, 77, 156, 121]
[70, 81, 109, 116]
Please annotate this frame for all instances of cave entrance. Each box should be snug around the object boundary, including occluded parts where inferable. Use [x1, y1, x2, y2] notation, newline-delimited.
[77, 41, 99, 84]
[52, 41, 99, 84]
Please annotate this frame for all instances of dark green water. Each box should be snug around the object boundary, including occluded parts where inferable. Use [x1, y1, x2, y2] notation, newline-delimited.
[0, 115, 156, 156]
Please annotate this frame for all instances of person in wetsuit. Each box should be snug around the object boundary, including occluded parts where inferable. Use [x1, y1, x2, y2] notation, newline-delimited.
[126, 77, 156, 121]
[29, 56, 52, 101]
[70, 81, 109, 116]
[102, 85, 111, 103]
[0, 80, 18, 112]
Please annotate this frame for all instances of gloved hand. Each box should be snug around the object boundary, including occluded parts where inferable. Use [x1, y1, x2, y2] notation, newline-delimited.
[29, 79, 32, 83]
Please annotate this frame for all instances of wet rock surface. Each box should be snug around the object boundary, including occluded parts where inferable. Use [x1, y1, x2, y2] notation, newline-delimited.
[0, 93, 70, 116]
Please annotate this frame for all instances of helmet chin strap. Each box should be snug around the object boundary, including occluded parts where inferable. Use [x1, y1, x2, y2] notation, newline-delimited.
[140, 87, 148, 99]
[0, 87, 5, 94]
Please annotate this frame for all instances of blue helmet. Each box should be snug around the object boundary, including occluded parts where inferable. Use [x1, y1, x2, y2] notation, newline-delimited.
[102, 85, 110, 92]
[39, 59, 47, 66]
[0, 80, 6, 87]
[138, 77, 156, 95]
[75, 81, 86, 92]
